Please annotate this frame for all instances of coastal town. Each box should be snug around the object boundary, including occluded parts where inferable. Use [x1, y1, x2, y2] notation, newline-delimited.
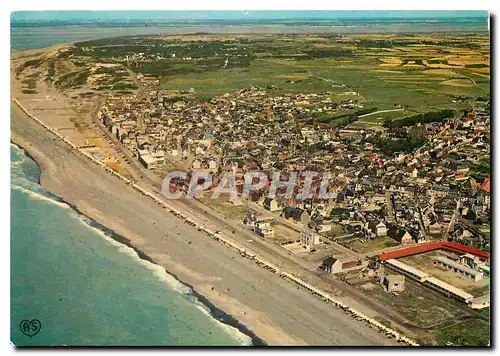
[97, 70, 491, 340]
[100, 78, 490, 253]
[11, 28, 490, 347]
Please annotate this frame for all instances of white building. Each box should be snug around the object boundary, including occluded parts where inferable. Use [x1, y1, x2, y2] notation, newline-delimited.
[263, 198, 282, 212]
[424, 277, 474, 304]
[470, 294, 490, 309]
[139, 153, 157, 170]
[375, 221, 388, 236]
[433, 256, 484, 281]
[384, 259, 429, 282]
[301, 228, 320, 251]
[254, 220, 274, 239]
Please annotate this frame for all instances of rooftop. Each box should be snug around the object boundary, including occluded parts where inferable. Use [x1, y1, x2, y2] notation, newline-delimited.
[425, 276, 474, 301]
[385, 259, 429, 279]
[434, 256, 481, 276]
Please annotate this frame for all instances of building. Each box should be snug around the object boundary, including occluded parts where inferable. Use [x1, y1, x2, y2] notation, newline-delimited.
[424, 277, 474, 304]
[384, 258, 477, 305]
[321, 256, 365, 274]
[300, 228, 320, 251]
[375, 221, 388, 236]
[263, 198, 282, 212]
[478, 264, 490, 277]
[192, 159, 202, 169]
[460, 253, 483, 269]
[243, 211, 257, 228]
[321, 257, 338, 273]
[379, 271, 405, 292]
[139, 153, 157, 170]
[470, 294, 490, 310]
[433, 256, 484, 281]
[384, 259, 429, 282]
[396, 231, 413, 245]
[428, 222, 443, 234]
[281, 206, 309, 225]
[379, 241, 490, 262]
[254, 219, 275, 238]
[208, 159, 218, 171]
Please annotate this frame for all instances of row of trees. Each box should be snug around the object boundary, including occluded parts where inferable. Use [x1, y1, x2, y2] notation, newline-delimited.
[383, 109, 456, 128]
[312, 107, 378, 126]
[366, 135, 426, 156]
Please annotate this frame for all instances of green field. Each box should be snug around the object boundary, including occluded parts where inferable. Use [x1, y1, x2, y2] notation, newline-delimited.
[152, 34, 489, 115]
[158, 55, 489, 110]
[358, 109, 417, 123]
[432, 319, 490, 346]
[159, 59, 347, 99]
[20, 33, 489, 121]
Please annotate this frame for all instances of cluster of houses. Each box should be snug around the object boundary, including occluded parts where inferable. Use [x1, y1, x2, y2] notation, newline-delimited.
[97, 75, 490, 255]
[242, 211, 275, 239]
[98, 85, 363, 174]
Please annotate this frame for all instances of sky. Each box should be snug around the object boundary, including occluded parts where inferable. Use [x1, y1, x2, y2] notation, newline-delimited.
[11, 10, 489, 22]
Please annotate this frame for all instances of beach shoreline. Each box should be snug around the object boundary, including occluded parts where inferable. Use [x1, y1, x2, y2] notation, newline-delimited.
[11, 97, 400, 346]
[12, 139, 267, 346]
[10, 41, 404, 345]
[10, 109, 302, 346]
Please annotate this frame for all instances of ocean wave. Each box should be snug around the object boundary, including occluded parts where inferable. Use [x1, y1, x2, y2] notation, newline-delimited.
[11, 159, 25, 167]
[11, 142, 40, 184]
[192, 303, 253, 346]
[73, 214, 253, 346]
[10, 144, 253, 346]
[11, 144, 29, 165]
[11, 175, 40, 191]
[10, 184, 71, 210]
[11, 142, 25, 155]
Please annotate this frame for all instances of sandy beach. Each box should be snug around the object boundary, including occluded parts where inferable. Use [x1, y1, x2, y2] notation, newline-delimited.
[9, 42, 405, 345]
[11, 102, 398, 346]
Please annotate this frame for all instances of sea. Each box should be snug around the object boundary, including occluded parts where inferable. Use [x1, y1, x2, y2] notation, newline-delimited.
[10, 14, 489, 346]
[10, 143, 252, 346]
[10, 11, 489, 51]
[10, 146, 254, 346]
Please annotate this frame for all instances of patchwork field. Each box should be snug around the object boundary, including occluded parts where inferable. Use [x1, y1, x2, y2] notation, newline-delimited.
[17, 33, 489, 125]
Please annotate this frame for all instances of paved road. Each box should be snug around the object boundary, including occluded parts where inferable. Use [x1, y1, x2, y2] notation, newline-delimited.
[247, 201, 359, 258]
[12, 103, 398, 346]
[358, 108, 405, 118]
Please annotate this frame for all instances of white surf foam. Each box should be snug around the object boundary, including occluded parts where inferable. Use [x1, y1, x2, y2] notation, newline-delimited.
[74, 214, 253, 345]
[11, 159, 25, 167]
[10, 145, 253, 345]
[11, 184, 71, 210]
[11, 143, 30, 166]
[10, 169, 42, 191]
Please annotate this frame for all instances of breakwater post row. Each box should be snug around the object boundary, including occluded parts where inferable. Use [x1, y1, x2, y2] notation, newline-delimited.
[13, 98, 419, 347]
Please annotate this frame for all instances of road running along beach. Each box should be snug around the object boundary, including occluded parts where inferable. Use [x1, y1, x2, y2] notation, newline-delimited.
[11, 101, 400, 346]
[10, 61, 399, 347]
[9, 38, 411, 345]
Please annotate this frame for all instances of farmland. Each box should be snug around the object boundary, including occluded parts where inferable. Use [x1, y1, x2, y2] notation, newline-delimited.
[19, 32, 489, 122]
[143, 33, 489, 116]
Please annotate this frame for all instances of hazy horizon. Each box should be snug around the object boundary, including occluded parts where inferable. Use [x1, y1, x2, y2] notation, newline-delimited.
[11, 10, 489, 23]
